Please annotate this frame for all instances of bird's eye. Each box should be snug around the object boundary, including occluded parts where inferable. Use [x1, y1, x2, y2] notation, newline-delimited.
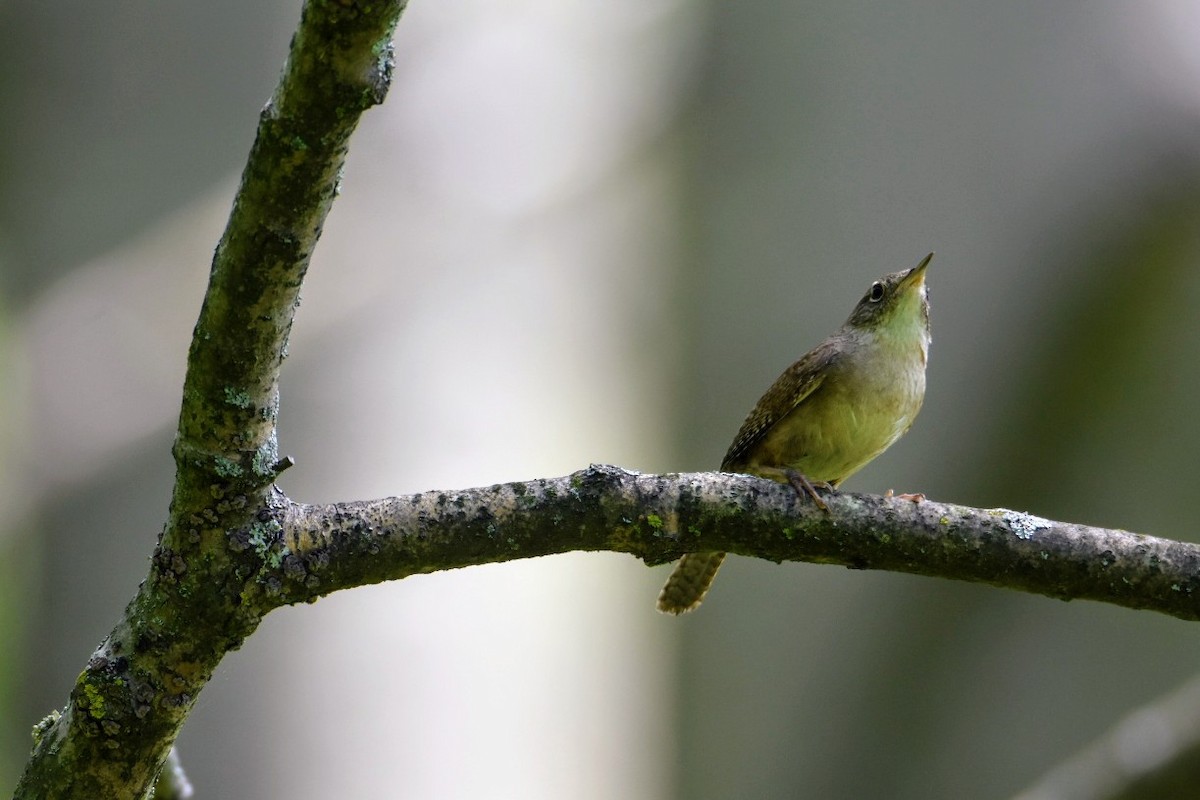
[868, 282, 885, 302]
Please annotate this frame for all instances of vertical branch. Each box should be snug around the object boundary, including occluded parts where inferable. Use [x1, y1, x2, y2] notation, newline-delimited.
[14, 2, 406, 798]
[173, 0, 404, 509]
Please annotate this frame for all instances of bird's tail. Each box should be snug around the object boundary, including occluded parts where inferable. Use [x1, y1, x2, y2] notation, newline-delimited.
[656, 552, 726, 614]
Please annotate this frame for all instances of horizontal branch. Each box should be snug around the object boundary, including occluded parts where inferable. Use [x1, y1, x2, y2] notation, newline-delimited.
[268, 464, 1200, 620]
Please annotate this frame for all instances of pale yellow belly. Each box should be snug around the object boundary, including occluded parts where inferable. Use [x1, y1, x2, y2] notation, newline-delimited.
[740, 362, 924, 485]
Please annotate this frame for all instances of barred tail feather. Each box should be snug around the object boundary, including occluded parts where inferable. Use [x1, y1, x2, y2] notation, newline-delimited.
[656, 552, 727, 614]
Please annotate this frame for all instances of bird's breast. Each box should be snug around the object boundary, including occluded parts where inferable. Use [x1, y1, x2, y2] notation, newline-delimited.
[745, 338, 926, 484]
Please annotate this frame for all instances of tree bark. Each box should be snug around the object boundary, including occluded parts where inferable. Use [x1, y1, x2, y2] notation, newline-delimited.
[14, 0, 406, 796]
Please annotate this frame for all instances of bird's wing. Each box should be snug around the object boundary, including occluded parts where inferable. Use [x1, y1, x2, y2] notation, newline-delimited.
[720, 339, 841, 471]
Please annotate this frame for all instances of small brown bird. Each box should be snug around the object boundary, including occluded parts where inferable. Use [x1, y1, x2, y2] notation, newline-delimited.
[657, 254, 933, 614]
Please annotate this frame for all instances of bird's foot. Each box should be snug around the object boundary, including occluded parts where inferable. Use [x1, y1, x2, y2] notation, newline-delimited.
[885, 489, 926, 503]
[784, 469, 833, 513]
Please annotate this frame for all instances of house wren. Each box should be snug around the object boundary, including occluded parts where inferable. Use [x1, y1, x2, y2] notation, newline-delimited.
[657, 253, 933, 615]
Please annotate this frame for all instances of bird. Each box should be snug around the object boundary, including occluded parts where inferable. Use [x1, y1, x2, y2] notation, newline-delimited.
[657, 253, 932, 614]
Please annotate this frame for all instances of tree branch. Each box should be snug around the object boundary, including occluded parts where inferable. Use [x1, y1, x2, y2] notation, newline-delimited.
[1014, 672, 1200, 800]
[14, 1, 406, 797]
[254, 465, 1200, 621]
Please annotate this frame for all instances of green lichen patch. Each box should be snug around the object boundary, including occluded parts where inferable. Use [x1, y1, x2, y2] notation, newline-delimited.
[78, 679, 107, 721]
[222, 387, 254, 409]
[214, 457, 244, 479]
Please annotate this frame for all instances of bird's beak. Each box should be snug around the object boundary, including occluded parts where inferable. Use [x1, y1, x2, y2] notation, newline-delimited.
[901, 252, 933, 289]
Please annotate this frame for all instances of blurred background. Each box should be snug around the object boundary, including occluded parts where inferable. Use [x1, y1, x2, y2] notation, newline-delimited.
[3, 0, 1200, 797]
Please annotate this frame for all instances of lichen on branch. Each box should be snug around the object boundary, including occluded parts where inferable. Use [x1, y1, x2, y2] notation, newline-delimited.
[13, 2, 408, 798]
[264, 465, 1200, 622]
